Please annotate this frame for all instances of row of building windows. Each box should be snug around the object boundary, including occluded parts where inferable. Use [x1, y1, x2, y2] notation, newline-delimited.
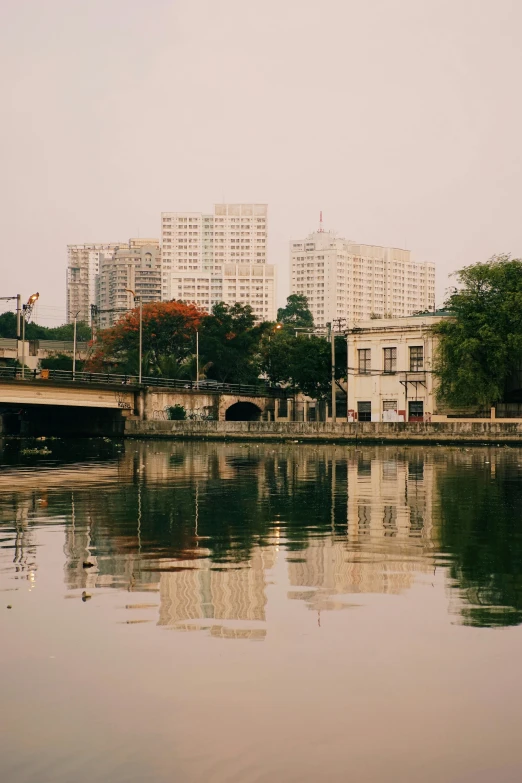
[358, 346, 424, 374]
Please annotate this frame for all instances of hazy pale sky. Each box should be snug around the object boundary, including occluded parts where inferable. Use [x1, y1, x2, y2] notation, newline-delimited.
[2, 0, 521, 325]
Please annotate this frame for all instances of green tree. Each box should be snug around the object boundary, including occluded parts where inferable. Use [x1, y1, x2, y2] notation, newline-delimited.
[262, 331, 345, 399]
[276, 294, 314, 329]
[40, 354, 85, 371]
[439, 458, 522, 627]
[433, 256, 522, 407]
[199, 302, 269, 384]
[0, 311, 90, 341]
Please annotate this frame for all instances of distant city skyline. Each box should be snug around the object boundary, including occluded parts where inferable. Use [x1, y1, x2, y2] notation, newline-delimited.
[3, 1, 522, 326]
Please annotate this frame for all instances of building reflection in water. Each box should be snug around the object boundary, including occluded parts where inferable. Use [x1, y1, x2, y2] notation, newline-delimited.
[286, 448, 435, 611]
[3, 440, 522, 631]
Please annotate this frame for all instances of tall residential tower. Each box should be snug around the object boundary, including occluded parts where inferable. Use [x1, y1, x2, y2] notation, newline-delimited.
[66, 243, 122, 323]
[161, 203, 276, 322]
[95, 239, 161, 328]
[290, 228, 435, 325]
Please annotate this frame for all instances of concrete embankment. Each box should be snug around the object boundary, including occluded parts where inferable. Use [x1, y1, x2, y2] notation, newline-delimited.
[124, 420, 522, 444]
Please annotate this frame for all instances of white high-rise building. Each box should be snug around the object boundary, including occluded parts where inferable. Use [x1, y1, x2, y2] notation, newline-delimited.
[161, 203, 275, 322]
[290, 229, 435, 326]
[66, 243, 122, 324]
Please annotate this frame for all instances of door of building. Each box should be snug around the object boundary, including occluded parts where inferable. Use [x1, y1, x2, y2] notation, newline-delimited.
[408, 400, 424, 422]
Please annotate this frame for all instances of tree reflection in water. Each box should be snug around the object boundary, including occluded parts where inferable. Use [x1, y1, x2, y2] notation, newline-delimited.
[438, 451, 522, 627]
[2, 439, 522, 629]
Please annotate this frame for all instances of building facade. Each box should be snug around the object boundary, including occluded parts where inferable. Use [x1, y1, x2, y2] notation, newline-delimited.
[66, 243, 123, 324]
[290, 229, 435, 326]
[346, 313, 447, 423]
[95, 239, 161, 328]
[161, 203, 276, 322]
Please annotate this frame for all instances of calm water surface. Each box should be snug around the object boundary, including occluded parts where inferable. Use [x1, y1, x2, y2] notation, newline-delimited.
[1, 438, 522, 782]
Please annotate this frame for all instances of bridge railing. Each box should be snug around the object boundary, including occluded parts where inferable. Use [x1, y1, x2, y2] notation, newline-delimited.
[0, 366, 286, 398]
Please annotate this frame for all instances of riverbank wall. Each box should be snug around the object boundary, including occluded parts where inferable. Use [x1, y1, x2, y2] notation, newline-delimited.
[124, 420, 522, 444]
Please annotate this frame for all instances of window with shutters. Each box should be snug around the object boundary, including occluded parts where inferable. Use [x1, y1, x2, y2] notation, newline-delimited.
[358, 348, 371, 374]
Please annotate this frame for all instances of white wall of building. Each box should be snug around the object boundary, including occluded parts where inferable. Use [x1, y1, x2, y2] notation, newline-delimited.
[346, 314, 447, 422]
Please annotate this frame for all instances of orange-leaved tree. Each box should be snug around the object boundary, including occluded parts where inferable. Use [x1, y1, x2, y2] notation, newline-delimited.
[86, 300, 203, 377]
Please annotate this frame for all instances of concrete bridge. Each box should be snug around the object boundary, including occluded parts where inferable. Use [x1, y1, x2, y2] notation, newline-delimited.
[0, 371, 287, 436]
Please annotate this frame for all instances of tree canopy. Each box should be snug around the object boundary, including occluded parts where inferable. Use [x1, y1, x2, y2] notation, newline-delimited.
[85, 300, 269, 384]
[0, 311, 91, 341]
[261, 330, 345, 399]
[276, 294, 314, 329]
[433, 256, 522, 407]
[199, 302, 270, 383]
[87, 300, 202, 376]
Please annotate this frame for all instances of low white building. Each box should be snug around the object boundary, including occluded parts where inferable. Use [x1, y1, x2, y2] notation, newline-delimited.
[346, 313, 448, 423]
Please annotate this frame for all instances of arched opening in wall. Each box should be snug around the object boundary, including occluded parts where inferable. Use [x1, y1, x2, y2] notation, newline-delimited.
[225, 401, 262, 421]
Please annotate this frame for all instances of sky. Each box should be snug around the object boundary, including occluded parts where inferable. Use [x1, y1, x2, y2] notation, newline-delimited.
[1, 0, 521, 325]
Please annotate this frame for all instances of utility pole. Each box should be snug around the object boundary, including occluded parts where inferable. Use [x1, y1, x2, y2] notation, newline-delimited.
[331, 324, 336, 423]
[16, 294, 21, 340]
[138, 296, 143, 385]
[125, 289, 142, 384]
[330, 318, 346, 424]
[72, 310, 80, 379]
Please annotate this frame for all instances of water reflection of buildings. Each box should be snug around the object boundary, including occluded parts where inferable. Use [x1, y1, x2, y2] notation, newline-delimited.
[287, 449, 435, 611]
[347, 449, 434, 543]
[158, 547, 276, 640]
[0, 492, 40, 583]
[7, 441, 522, 633]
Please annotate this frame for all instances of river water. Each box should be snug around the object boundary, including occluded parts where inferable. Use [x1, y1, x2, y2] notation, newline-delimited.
[1, 438, 522, 782]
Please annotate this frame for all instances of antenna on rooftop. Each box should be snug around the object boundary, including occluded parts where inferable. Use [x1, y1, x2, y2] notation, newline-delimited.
[318, 210, 324, 233]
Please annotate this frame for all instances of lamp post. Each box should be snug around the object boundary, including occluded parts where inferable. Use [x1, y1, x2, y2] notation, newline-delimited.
[125, 289, 142, 384]
[72, 310, 81, 379]
[268, 322, 283, 376]
[21, 293, 39, 380]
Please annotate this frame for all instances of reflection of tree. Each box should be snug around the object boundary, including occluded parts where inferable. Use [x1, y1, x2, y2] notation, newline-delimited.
[86, 447, 345, 570]
[439, 462, 522, 627]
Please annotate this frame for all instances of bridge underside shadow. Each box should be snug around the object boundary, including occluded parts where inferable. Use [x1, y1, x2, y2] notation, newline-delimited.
[0, 404, 124, 437]
[224, 401, 262, 422]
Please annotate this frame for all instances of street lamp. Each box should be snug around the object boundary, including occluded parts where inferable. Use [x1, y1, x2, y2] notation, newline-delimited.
[125, 289, 142, 384]
[267, 323, 283, 376]
[21, 293, 39, 380]
[71, 310, 81, 379]
[196, 329, 199, 390]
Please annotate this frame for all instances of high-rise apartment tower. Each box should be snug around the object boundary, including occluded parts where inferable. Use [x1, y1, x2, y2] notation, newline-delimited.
[95, 239, 161, 328]
[290, 229, 435, 325]
[66, 243, 123, 323]
[161, 204, 276, 322]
